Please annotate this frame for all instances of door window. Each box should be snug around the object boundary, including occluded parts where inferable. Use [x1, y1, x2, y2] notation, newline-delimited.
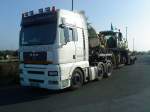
[60, 27, 66, 44]
[60, 27, 78, 44]
[69, 28, 73, 41]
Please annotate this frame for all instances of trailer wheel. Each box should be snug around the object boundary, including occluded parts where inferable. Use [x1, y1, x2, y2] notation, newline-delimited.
[112, 53, 117, 68]
[70, 69, 83, 90]
[104, 62, 113, 78]
[96, 63, 104, 81]
[123, 57, 127, 65]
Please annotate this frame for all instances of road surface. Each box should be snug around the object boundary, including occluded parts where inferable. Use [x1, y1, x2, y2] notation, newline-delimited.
[0, 55, 150, 112]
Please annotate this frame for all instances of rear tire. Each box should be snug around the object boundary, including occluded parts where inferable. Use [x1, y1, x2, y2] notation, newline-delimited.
[70, 69, 83, 90]
[123, 57, 127, 65]
[104, 61, 113, 78]
[112, 53, 117, 68]
[96, 63, 104, 81]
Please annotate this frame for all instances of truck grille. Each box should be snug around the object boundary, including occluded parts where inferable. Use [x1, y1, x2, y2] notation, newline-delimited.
[28, 71, 44, 75]
[29, 79, 44, 83]
[23, 52, 47, 62]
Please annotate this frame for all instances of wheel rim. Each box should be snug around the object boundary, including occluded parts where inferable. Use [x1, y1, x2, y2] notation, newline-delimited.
[72, 72, 82, 86]
[97, 63, 104, 79]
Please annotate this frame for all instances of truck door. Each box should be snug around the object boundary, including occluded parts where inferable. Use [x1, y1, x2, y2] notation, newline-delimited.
[74, 28, 84, 62]
[59, 26, 76, 63]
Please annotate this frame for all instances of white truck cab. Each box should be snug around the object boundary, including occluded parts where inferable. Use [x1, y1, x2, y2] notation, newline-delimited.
[19, 7, 90, 90]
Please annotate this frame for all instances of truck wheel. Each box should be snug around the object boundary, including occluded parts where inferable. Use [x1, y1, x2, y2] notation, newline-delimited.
[112, 53, 117, 68]
[70, 69, 83, 90]
[96, 63, 104, 81]
[104, 62, 113, 78]
[128, 57, 131, 65]
[123, 57, 127, 65]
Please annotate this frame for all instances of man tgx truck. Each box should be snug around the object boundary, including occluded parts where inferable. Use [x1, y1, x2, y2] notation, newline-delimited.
[19, 7, 113, 90]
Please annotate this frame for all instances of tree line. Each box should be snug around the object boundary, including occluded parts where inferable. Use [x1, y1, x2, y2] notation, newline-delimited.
[0, 50, 18, 60]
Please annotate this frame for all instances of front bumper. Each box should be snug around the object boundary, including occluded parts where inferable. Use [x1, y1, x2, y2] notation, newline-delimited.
[20, 64, 70, 90]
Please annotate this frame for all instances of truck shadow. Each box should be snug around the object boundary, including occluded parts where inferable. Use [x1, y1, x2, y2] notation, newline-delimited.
[0, 85, 70, 106]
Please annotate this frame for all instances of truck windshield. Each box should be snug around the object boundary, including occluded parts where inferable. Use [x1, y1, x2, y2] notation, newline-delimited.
[20, 23, 56, 46]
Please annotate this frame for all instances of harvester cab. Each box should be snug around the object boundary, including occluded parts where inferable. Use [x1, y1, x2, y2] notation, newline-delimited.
[99, 30, 124, 49]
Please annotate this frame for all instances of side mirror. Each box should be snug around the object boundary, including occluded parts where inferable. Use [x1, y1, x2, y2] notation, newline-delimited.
[59, 24, 65, 28]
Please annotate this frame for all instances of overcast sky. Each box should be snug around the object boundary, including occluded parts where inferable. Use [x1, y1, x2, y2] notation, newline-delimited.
[0, 0, 150, 51]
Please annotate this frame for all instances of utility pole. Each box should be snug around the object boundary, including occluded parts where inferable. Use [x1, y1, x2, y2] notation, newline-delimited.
[126, 27, 128, 47]
[72, 0, 74, 11]
[126, 27, 128, 41]
[133, 38, 135, 52]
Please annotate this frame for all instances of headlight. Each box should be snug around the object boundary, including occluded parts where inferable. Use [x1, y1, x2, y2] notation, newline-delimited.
[48, 71, 58, 76]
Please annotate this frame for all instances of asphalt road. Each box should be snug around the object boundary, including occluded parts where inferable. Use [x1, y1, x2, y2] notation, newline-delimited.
[0, 55, 150, 112]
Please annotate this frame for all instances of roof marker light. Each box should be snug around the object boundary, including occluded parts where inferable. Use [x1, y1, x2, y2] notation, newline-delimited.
[45, 7, 51, 13]
[39, 8, 43, 14]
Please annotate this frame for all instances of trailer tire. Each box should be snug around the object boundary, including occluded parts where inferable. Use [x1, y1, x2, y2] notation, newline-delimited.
[96, 63, 104, 81]
[112, 53, 117, 68]
[123, 57, 127, 65]
[104, 62, 113, 78]
[70, 68, 83, 90]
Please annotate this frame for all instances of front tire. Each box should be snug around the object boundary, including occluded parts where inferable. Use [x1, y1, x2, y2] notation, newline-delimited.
[70, 69, 83, 90]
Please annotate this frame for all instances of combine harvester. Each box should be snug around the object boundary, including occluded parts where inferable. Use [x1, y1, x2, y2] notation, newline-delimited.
[99, 25, 136, 68]
[19, 7, 135, 90]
